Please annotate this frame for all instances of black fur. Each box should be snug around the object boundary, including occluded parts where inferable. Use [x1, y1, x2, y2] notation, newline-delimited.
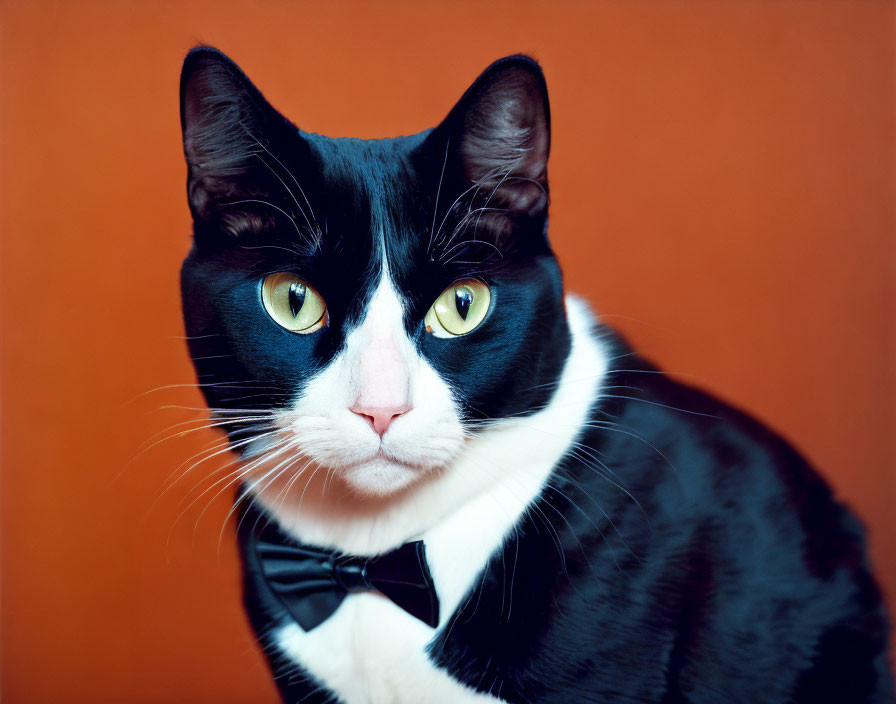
[179, 47, 894, 703]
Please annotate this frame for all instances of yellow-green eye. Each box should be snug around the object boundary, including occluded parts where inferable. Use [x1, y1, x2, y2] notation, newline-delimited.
[424, 279, 491, 337]
[261, 273, 327, 333]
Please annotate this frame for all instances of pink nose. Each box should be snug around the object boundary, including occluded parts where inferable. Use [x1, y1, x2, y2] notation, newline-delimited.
[349, 402, 412, 436]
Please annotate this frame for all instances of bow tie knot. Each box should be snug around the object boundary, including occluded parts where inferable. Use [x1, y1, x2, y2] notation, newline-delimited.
[333, 557, 373, 592]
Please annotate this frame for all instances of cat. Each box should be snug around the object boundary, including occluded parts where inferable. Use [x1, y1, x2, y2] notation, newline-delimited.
[178, 46, 894, 704]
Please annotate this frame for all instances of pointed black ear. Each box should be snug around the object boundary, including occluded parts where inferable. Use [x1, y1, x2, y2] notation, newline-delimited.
[179, 47, 298, 226]
[451, 55, 550, 217]
[423, 56, 551, 260]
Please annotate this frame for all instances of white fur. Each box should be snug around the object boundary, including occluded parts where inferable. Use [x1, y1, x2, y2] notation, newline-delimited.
[247, 292, 607, 704]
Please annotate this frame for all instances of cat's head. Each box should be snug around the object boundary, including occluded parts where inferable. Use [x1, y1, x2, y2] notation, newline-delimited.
[179, 47, 570, 498]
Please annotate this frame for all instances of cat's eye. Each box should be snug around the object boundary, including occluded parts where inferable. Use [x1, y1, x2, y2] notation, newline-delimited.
[261, 273, 327, 334]
[424, 279, 491, 337]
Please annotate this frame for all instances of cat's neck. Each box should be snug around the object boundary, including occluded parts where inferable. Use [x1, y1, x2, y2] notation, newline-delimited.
[246, 295, 608, 557]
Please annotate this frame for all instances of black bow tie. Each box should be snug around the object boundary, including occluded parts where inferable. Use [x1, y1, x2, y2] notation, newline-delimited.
[238, 499, 440, 632]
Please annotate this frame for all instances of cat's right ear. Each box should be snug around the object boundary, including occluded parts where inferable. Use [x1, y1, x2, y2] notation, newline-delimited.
[179, 47, 301, 225]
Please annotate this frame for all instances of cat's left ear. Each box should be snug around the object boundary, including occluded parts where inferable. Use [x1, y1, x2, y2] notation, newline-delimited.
[426, 55, 550, 244]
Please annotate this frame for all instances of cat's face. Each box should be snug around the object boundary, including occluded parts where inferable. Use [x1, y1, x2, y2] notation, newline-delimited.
[180, 48, 570, 497]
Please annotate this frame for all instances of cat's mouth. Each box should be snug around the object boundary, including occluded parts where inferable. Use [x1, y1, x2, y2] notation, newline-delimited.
[336, 452, 431, 496]
[242, 439, 439, 500]
[261, 401, 465, 497]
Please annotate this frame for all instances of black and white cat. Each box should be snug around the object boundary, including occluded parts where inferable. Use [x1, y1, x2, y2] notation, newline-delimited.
[178, 47, 893, 703]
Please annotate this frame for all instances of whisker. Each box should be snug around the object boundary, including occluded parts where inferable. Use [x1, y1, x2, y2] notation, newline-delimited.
[173, 437, 296, 540]
[597, 394, 720, 419]
[160, 429, 277, 501]
[135, 415, 272, 457]
[242, 454, 314, 539]
[431, 174, 500, 251]
[438, 228, 505, 264]
[226, 450, 311, 545]
[268, 457, 317, 525]
[194, 440, 303, 538]
[250, 152, 318, 241]
[221, 198, 306, 242]
[154, 404, 282, 415]
[427, 135, 451, 256]
[168, 333, 224, 341]
[471, 159, 520, 238]
[132, 380, 284, 402]
[242, 128, 321, 244]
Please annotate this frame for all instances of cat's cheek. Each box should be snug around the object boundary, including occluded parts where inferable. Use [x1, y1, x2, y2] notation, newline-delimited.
[281, 411, 380, 468]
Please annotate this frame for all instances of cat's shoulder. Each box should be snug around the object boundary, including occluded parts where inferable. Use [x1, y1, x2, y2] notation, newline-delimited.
[577, 317, 870, 574]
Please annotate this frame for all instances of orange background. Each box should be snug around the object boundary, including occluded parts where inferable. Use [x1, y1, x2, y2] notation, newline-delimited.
[1, 1, 893, 701]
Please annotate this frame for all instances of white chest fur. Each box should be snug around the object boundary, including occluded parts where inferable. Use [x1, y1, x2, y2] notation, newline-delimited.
[261, 298, 606, 704]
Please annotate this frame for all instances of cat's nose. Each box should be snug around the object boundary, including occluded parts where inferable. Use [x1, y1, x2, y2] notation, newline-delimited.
[349, 402, 412, 436]
[348, 321, 411, 437]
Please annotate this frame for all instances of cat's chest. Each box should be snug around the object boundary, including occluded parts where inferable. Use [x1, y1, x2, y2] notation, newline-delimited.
[274, 592, 504, 704]
[269, 482, 529, 704]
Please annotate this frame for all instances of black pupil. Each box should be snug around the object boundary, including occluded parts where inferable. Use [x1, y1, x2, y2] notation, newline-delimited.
[288, 282, 306, 317]
[455, 287, 473, 321]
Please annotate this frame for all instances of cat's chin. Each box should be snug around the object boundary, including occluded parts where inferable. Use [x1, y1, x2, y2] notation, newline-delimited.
[339, 455, 431, 497]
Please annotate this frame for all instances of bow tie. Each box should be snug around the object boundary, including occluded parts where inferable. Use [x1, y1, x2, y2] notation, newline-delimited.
[238, 499, 440, 632]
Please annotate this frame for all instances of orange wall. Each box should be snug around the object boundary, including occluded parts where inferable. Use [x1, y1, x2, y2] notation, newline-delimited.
[1, 2, 893, 701]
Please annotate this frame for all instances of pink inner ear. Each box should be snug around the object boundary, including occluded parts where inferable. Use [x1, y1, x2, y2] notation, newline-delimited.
[349, 331, 413, 436]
